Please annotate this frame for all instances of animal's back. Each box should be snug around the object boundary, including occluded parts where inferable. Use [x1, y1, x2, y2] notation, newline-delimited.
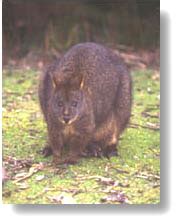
[39, 42, 132, 161]
[52, 42, 131, 124]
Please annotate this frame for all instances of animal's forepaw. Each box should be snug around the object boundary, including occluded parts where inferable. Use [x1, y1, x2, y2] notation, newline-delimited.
[42, 146, 52, 157]
[86, 143, 103, 158]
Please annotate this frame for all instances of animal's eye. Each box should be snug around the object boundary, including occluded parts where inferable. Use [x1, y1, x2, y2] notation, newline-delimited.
[58, 101, 63, 107]
[71, 101, 77, 107]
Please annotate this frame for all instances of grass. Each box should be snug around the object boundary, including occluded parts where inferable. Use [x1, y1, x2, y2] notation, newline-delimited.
[2, 68, 160, 204]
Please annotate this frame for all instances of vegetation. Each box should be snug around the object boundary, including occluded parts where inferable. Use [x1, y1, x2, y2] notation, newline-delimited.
[2, 68, 160, 204]
[3, 0, 159, 61]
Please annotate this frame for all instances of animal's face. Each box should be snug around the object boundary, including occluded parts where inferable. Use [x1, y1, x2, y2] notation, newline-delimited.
[51, 88, 84, 125]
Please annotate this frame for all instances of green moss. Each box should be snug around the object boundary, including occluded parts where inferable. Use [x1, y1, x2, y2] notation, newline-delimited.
[2, 68, 160, 204]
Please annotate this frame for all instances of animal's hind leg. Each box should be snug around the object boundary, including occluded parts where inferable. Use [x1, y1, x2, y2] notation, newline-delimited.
[102, 70, 132, 158]
[86, 141, 103, 157]
[103, 144, 118, 158]
[88, 113, 120, 158]
[103, 131, 119, 158]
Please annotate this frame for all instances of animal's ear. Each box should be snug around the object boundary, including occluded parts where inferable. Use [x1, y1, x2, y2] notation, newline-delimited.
[51, 75, 59, 89]
[52, 78, 56, 89]
[80, 77, 84, 89]
[52, 78, 57, 89]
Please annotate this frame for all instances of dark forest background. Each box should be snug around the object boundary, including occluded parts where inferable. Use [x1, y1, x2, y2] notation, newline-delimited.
[2, 0, 160, 68]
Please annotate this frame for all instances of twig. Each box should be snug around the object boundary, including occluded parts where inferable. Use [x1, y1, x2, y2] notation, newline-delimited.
[110, 166, 130, 174]
[13, 163, 43, 183]
[135, 173, 160, 181]
[129, 122, 160, 131]
[141, 112, 159, 118]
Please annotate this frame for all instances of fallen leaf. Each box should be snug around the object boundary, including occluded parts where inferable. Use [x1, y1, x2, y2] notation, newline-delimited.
[14, 172, 27, 179]
[13, 163, 44, 183]
[47, 193, 76, 204]
[16, 182, 29, 190]
[98, 177, 115, 185]
[62, 195, 76, 204]
[101, 191, 128, 204]
[47, 194, 63, 203]
[35, 175, 45, 181]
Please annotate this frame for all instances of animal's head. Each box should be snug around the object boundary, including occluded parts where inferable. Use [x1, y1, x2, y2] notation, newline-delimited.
[50, 77, 85, 125]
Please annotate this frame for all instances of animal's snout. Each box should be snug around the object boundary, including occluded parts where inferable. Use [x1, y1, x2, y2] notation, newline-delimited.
[63, 116, 70, 124]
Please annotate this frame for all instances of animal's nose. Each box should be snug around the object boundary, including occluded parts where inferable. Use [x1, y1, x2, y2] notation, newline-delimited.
[63, 116, 70, 124]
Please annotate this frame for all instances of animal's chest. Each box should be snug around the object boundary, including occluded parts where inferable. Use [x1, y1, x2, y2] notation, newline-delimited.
[62, 125, 77, 143]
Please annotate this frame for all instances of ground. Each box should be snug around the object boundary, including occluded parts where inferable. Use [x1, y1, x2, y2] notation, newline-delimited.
[2, 68, 160, 204]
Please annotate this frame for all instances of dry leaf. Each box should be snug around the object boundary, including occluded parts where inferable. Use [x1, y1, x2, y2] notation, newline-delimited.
[101, 191, 128, 204]
[16, 182, 29, 189]
[47, 194, 76, 204]
[47, 194, 63, 203]
[14, 172, 27, 179]
[35, 175, 45, 181]
[62, 195, 76, 204]
[13, 163, 44, 183]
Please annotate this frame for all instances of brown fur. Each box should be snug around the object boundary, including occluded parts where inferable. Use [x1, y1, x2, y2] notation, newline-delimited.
[39, 42, 132, 164]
